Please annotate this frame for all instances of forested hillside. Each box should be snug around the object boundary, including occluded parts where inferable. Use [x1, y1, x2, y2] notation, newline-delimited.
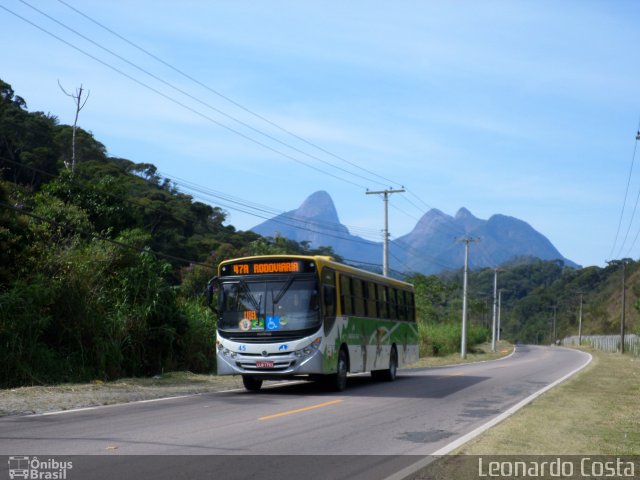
[0, 79, 335, 387]
[422, 258, 639, 346]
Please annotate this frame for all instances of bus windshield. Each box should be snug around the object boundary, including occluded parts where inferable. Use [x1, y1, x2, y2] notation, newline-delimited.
[218, 276, 320, 333]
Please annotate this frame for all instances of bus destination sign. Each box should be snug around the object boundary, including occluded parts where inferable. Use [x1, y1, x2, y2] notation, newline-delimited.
[221, 260, 315, 276]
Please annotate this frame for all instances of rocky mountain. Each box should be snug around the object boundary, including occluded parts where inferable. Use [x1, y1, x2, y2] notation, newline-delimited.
[251, 191, 578, 274]
[391, 207, 579, 274]
[251, 191, 380, 263]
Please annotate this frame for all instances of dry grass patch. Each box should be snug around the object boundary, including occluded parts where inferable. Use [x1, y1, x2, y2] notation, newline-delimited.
[0, 372, 243, 416]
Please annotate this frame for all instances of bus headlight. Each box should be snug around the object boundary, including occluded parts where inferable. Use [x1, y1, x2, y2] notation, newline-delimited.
[220, 348, 237, 358]
[297, 337, 322, 357]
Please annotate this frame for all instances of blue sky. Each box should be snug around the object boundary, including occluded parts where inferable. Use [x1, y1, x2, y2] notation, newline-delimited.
[2, 0, 639, 268]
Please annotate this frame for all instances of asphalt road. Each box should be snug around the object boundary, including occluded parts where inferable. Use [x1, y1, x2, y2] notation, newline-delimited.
[0, 345, 591, 480]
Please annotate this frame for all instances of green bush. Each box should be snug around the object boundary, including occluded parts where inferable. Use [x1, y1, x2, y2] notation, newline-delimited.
[0, 277, 62, 387]
[419, 321, 489, 357]
[177, 298, 217, 373]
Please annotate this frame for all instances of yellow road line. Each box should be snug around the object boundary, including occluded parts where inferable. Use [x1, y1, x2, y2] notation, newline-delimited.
[258, 399, 344, 421]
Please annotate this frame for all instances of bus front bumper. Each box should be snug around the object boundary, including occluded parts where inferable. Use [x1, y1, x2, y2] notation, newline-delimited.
[217, 348, 325, 377]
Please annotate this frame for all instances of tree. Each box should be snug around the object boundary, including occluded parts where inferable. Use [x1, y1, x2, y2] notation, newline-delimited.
[58, 81, 90, 173]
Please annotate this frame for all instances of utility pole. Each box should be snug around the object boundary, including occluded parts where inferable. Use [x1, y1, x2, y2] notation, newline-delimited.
[578, 293, 584, 346]
[491, 268, 504, 352]
[366, 188, 405, 277]
[551, 304, 558, 344]
[58, 81, 89, 173]
[621, 261, 627, 354]
[497, 290, 502, 342]
[458, 237, 478, 359]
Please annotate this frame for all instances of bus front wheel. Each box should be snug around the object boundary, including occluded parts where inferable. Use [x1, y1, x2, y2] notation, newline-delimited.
[242, 375, 263, 392]
[331, 349, 348, 392]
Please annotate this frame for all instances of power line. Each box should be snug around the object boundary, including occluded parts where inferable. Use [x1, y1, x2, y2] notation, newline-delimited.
[622, 127, 640, 257]
[1, 156, 388, 258]
[610, 118, 640, 259]
[1, 154, 484, 274]
[2, 156, 464, 274]
[1, 4, 372, 190]
[15, 0, 460, 232]
[388, 201, 469, 240]
[55, 0, 404, 191]
[389, 237, 462, 271]
[2, 2, 487, 267]
[0, 155, 214, 233]
[2, 193, 415, 283]
[19, 0, 395, 191]
[163, 172, 382, 238]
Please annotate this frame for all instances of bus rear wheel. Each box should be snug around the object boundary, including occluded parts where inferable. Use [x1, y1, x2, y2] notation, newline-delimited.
[372, 347, 398, 382]
[242, 375, 263, 392]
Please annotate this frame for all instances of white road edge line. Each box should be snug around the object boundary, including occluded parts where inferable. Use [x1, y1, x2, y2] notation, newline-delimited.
[36, 394, 198, 417]
[384, 347, 593, 480]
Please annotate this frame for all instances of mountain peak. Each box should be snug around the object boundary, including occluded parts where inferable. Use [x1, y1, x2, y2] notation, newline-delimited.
[407, 208, 453, 238]
[455, 207, 476, 220]
[297, 190, 340, 223]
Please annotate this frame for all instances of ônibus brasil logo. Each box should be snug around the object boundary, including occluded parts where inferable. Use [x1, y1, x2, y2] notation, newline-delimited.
[7, 456, 72, 479]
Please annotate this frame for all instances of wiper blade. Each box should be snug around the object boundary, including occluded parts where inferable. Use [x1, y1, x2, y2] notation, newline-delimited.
[237, 279, 261, 311]
[272, 274, 296, 305]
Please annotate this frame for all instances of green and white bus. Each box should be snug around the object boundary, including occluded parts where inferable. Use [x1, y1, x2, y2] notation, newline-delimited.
[208, 255, 419, 391]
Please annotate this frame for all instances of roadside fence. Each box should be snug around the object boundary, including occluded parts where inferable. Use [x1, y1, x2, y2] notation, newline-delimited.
[562, 334, 639, 356]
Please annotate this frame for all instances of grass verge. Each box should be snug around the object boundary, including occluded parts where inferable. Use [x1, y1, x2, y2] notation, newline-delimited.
[408, 347, 639, 480]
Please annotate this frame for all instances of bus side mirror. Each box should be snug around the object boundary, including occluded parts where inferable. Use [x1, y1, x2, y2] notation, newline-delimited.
[206, 277, 219, 313]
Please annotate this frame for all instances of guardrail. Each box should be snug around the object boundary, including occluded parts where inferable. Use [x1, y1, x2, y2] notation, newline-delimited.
[562, 334, 640, 356]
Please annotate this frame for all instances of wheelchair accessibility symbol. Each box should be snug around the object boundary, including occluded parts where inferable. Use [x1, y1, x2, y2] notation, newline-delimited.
[266, 316, 281, 331]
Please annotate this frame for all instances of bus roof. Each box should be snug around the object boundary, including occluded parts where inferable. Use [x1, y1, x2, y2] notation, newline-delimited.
[217, 255, 414, 289]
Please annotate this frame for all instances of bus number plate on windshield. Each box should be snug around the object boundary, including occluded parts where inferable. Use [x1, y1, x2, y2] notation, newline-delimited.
[256, 361, 274, 368]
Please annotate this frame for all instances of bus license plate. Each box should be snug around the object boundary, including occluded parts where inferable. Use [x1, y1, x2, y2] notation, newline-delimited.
[256, 360, 274, 368]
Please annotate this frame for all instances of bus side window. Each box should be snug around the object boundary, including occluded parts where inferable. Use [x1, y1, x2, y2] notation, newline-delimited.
[364, 281, 377, 318]
[352, 278, 365, 317]
[339, 274, 352, 316]
[397, 290, 407, 321]
[322, 268, 337, 334]
[408, 292, 416, 322]
[377, 284, 389, 319]
[388, 288, 398, 320]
